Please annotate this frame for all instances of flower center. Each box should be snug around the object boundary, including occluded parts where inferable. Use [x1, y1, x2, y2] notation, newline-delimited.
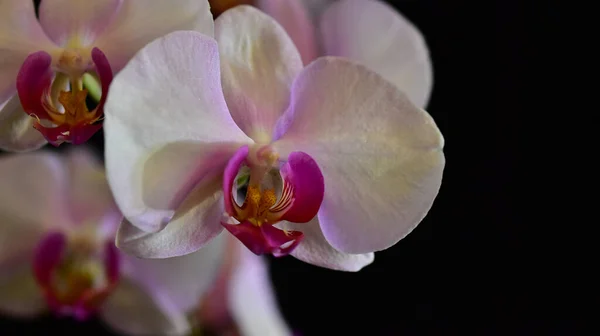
[33, 231, 119, 320]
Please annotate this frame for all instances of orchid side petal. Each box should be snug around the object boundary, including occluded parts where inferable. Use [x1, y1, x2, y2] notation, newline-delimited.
[273, 57, 444, 254]
[100, 278, 190, 336]
[320, 0, 433, 108]
[0, 267, 45, 318]
[0, 95, 47, 152]
[278, 219, 374, 272]
[257, 0, 319, 64]
[0, 0, 56, 104]
[104, 31, 250, 233]
[215, 5, 303, 142]
[38, 0, 121, 47]
[116, 177, 224, 258]
[228, 242, 293, 336]
[93, 0, 213, 72]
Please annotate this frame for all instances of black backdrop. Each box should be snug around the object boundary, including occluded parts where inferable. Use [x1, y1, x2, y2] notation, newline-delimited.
[0, 0, 533, 335]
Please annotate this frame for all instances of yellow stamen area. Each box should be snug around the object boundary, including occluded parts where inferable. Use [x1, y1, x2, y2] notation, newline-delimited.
[241, 185, 277, 227]
[52, 257, 104, 304]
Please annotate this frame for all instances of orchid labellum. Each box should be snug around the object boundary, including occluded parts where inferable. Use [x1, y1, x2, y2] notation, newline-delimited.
[104, 6, 444, 272]
[0, 0, 212, 150]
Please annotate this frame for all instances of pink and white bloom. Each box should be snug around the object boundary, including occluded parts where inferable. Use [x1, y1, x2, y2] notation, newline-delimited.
[0, 149, 224, 336]
[256, 0, 433, 108]
[0, 0, 212, 150]
[104, 6, 444, 272]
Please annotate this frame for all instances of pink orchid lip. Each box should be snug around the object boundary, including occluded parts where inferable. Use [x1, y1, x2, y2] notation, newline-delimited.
[221, 145, 324, 257]
[16, 47, 113, 146]
[32, 231, 121, 320]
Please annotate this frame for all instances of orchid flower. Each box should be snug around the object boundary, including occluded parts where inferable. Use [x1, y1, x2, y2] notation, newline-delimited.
[0, 0, 212, 151]
[210, 0, 432, 108]
[104, 6, 445, 272]
[0, 149, 224, 336]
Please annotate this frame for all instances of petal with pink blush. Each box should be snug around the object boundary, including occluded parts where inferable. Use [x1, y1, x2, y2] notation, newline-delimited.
[215, 5, 303, 141]
[93, 0, 214, 72]
[278, 219, 374, 272]
[320, 0, 433, 108]
[275, 151, 324, 223]
[257, 0, 319, 64]
[228, 243, 293, 336]
[104, 31, 250, 233]
[38, 0, 121, 47]
[102, 234, 225, 335]
[116, 176, 225, 258]
[274, 57, 444, 254]
[32, 232, 66, 286]
[0, 95, 47, 152]
[0, 0, 57, 104]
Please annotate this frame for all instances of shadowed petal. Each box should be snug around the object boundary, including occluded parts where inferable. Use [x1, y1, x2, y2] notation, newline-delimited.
[320, 0, 433, 108]
[228, 242, 293, 336]
[94, 0, 214, 72]
[273, 57, 444, 254]
[104, 31, 250, 233]
[0, 0, 56, 105]
[0, 267, 45, 318]
[257, 0, 319, 64]
[38, 0, 121, 47]
[102, 234, 225, 335]
[215, 5, 303, 141]
[0, 95, 47, 152]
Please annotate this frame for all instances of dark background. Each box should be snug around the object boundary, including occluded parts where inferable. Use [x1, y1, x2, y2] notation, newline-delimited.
[0, 0, 537, 334]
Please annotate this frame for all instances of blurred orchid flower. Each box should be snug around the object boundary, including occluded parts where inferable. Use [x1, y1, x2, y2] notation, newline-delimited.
[198, 235, 294, 336]
[0, 0, 212, 150]
[0, 149, 224, 336]
[104, 6, 444, 272]
[243, 0, 433, 108]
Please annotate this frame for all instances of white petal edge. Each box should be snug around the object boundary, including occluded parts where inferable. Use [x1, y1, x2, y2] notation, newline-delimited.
[320, 0, 433, 108]
[273, 57, 444, 254]
[104, 31, 251, 233]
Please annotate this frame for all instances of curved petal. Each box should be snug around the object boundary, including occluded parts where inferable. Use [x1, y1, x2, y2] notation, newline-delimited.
[104, 31, 251, 233]
[273, 57, 444, 254]
[0, 95, 47, 152]
[0, 266, 45, 318]
[215, 5, 303, 141]
[320, 0, 433, 108]
[116, 175, 225, 258]
[257, 0, 319, 65]
[102, 234, 225, 335]
[93, 0, 214, 72]
[278, 219, 374, 272]
[0, 0, 56, 105]
[38, 0, 121, 47]
[228, 242, 293, 336]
